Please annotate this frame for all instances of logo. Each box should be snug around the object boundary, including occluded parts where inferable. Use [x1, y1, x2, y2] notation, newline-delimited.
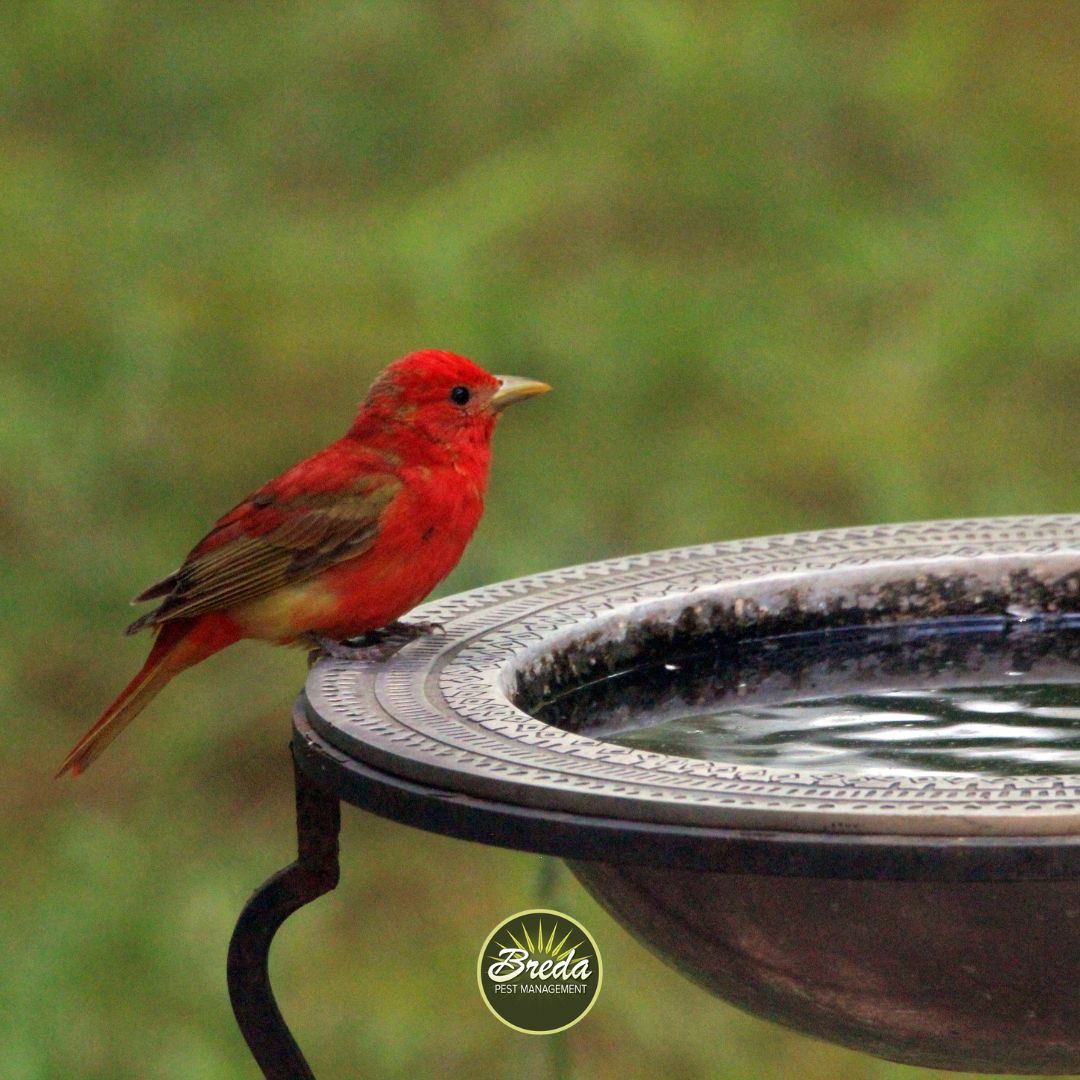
[477, 908, 602, 1034]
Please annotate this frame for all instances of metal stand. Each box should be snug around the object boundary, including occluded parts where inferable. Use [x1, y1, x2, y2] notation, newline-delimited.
[227, 748, 341, 1079]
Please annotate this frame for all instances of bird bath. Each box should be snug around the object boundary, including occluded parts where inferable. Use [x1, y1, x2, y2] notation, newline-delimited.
[237, 517, 1080, 1076]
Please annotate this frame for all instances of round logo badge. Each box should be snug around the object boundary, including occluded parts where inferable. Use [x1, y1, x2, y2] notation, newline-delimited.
[477, 908, 603, 1034]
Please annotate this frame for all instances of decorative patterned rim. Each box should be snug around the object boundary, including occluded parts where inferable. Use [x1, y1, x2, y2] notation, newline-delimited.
[303, 516, 1080, 837]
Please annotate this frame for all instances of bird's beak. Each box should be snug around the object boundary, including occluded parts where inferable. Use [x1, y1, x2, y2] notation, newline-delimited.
[490, 375, 552, 412]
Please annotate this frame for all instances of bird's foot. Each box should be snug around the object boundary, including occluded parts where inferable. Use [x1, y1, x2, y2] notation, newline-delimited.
[304, 621, 445, 667]
[305, 635, 402, 666]
[381, 619, 446, 640]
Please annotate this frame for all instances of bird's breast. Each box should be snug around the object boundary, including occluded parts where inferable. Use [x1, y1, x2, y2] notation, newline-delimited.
[307, 467, 486, 639]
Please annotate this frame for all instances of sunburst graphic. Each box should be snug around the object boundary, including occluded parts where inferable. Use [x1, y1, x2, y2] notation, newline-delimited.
[487, 915, 586, 968]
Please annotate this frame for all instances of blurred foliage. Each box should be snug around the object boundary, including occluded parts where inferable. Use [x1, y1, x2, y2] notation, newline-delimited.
[2, 1, 1077, 1077]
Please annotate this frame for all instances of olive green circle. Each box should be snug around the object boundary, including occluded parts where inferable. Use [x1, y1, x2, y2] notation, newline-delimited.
[477, 908, 603, 1034]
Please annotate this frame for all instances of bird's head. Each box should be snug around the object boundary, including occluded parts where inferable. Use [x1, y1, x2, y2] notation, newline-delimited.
[351, 350, 550, 451]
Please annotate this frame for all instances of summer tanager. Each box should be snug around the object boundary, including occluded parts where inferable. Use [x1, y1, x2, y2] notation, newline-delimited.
[57, 349, 550, 777]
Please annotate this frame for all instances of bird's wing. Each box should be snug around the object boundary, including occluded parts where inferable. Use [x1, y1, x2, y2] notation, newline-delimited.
[127, 471, 402, 633]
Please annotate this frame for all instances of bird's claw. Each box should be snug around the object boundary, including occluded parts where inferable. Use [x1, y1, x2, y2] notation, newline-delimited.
[305, 636, 403, 667]
[304, 621, 445, 667]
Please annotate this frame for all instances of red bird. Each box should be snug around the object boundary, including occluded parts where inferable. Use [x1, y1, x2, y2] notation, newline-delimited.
[58, 350, 550, 777]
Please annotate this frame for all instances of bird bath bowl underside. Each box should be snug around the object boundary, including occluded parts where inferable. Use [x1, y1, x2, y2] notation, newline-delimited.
[297, 517, 1080, 1074]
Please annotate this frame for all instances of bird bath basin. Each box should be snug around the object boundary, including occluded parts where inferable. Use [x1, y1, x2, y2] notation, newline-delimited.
[294, 517, 1080, 1074]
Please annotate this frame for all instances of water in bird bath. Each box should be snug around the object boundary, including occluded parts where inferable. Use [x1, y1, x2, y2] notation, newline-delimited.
[534, 616, 1080, 775]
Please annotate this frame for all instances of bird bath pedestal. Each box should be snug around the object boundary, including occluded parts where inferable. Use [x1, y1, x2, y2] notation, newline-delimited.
[228, 517, 1080, 1077]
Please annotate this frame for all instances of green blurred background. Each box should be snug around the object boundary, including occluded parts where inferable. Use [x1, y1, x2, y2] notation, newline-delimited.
[3, 2, 1078, 1077]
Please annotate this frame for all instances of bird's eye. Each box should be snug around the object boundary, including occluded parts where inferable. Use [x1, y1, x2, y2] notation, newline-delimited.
[449, 385, 471, 406]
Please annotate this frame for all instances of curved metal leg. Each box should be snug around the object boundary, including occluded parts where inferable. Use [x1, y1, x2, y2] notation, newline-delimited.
[228, 748, 341, 1079]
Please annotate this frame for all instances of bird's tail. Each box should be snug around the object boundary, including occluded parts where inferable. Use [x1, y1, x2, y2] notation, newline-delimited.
[56, 616, 237, 778]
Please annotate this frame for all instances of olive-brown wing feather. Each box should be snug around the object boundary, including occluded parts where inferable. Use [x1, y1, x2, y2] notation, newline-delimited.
[126, 477, 401, 634]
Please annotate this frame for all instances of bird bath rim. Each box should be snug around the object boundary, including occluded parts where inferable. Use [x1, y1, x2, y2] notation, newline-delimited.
[302, 516, 1080, 852]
